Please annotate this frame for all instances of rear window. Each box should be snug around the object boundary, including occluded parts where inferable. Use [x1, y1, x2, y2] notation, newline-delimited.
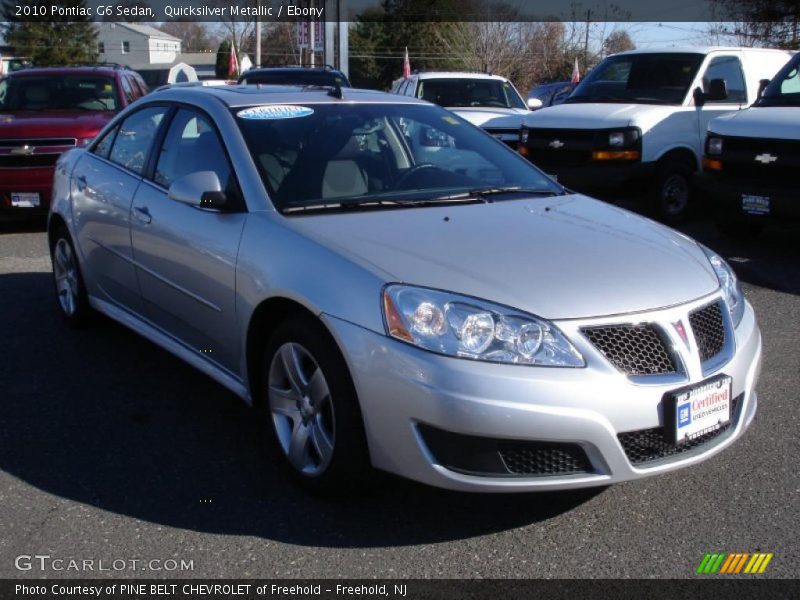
[0, 74, 119, 112]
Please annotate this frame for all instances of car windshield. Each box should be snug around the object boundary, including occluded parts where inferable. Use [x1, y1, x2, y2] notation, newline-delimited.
[756, 54, 800, 106]
[235, 103, 562, 213]
[418, 78, 527, 109]
[241, 71, 349, 87]
[0, 74, 119, 112]
[564, 53, 704, 105]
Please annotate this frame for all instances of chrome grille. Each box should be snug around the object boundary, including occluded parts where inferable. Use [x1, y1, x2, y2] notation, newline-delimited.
[690, 301, 726, 363]
[0, 138, 76, 147]
[583, 324, 677, 376]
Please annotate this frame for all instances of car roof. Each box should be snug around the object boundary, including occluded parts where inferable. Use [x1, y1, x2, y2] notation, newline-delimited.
[612, 46, 795, 57]
[152, 84, 430, 108]
[7, 66, 127, 77]
[244, 67, 346, 75]
[413, 71, 509, 82]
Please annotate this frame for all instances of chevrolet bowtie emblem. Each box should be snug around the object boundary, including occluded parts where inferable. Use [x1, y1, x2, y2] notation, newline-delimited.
[754, 153, 777, 164]
[549, 139, 565, 149]
[10, 145, 35, 156]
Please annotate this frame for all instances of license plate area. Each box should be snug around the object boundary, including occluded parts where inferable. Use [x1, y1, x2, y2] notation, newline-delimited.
[742, 194, 770, 216]
[10, 192, 40, 208]
[665, 374, 733, 445]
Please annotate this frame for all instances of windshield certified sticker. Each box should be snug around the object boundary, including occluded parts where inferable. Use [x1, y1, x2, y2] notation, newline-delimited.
[237, 105, 314, 120]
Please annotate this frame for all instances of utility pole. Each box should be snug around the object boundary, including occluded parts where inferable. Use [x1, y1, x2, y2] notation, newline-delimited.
[584, 9, 591, 61]
[255, 6, 261, 67]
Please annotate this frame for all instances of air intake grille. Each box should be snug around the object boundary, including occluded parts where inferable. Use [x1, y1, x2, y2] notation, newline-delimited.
[583, 324, 677, 375]
[618, 393, 742, 465]
[690, 301, 726, 363]
[499, 442, 592, 476]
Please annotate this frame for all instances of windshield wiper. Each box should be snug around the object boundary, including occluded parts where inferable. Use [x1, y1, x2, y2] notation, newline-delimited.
[432, 186, 563, 201]
[282, 193, 493, 214]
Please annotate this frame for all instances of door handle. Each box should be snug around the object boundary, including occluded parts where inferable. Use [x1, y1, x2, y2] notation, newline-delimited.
[75, 175, 88, 191]
[133, 205, 152, 224]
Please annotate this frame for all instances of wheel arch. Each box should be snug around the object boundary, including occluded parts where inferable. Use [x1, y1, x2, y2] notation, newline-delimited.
[654, 145, 699, 171]
[244, 295, 342, 407]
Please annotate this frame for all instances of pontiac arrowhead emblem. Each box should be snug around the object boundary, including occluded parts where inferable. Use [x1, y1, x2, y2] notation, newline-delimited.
[10, 145, 35, 156]
[672, 320, 690, 349]
[754, 153, 777, 164]
[549, 139, 565, 149]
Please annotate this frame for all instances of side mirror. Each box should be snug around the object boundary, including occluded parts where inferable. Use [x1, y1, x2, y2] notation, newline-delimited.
[757, 78, 770, 99]
[694, 79, 728, 106]
[527, 97, 543, 110]
[167, 171, 228, 210]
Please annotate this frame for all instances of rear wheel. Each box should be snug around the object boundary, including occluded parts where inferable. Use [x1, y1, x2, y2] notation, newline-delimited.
[651, 159, 694, 224]
[50, 227, 92, 327]
[260, 317, 370, 495]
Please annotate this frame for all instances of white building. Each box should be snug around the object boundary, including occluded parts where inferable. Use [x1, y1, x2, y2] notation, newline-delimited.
[96, 22, 181, 66]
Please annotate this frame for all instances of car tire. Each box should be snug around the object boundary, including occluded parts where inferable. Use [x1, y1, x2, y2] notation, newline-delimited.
[651, 158, 694, 224]
[715, 215, 765, 238]
[50, 226, 93, 328]
[260, 316, 371, 495]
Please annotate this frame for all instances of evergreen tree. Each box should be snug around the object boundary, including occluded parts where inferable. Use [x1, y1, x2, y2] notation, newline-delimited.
[216, 40, 232, 79]
[1, 0, 97, 66]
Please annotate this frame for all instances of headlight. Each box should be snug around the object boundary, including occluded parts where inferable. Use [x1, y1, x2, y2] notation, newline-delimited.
[382, 285, 585, 367]
[606, 128, 640, 148]
[77, 137, 95, 148]
[701, 246, 744, 327]
[707, 136, 723, 156]
[520, 127, 529, 144]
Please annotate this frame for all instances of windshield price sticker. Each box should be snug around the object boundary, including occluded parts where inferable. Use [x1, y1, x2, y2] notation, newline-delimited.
[237, 106, 314, 120]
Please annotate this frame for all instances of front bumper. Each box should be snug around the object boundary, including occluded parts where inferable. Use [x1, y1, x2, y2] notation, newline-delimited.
[520, 156, 655, 195]
[323, 295, 761, 492]
[695, 172, 800, 221]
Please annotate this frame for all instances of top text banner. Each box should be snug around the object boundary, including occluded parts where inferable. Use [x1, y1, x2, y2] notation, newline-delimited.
[2, 0, 723, 22]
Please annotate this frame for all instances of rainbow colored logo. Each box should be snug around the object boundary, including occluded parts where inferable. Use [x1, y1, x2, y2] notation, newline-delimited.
[697, 552, 773, 574]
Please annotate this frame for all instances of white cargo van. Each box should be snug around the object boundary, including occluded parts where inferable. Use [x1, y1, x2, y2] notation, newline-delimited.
[697, 52, 800, 236]
[518, 47, 793, 221]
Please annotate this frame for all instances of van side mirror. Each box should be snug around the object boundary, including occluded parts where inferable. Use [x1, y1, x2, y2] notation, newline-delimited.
[527, 97, 543, 110]
[694, 78, 728, 106]
[757, 78, 770, 99]
[168, 171, 228, 210]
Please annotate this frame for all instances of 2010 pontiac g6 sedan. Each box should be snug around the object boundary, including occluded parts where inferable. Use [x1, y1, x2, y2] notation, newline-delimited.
[48, 85, 762, 494]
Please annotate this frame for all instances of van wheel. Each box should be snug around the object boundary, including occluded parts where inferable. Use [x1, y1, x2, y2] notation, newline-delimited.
[651, 159, 694, 224]
[260, 316, 371, 495]
[50, 226, 92, 328]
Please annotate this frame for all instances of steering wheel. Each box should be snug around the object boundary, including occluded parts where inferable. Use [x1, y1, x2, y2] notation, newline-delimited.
[394, 163, 438, 189]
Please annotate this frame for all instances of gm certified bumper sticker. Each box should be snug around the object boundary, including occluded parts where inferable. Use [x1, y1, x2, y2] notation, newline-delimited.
[237, 105, 314, 120]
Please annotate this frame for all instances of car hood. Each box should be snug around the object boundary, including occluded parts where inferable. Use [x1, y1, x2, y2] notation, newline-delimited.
[449, 106, 529, 128]
[523, 102, 676, 130]
[0, 111, 113, 140]
[287, 194, 719, 320]
[709, 106, 800, 141]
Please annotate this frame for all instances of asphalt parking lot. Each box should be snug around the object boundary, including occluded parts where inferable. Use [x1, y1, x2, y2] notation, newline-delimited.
[0, 209, 798, 579]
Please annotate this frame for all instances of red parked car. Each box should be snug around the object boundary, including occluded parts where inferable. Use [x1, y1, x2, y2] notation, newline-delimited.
[0, 65, 148, 219]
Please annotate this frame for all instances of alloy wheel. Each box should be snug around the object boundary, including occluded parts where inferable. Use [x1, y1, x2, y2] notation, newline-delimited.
[53, 238, 79, 317]
[267, 342, 336, 476]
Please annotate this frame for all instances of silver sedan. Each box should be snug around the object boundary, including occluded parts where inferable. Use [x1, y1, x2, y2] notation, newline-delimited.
[48, 85, 761, 494]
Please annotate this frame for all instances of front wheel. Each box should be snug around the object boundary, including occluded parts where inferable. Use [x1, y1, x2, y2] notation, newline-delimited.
[651, 159, 694, 224]
[50, 227, 92, 327]
[261, 317, 370, 495]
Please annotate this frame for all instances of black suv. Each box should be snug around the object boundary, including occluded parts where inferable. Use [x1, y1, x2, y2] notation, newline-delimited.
[238, 66, 351, 88]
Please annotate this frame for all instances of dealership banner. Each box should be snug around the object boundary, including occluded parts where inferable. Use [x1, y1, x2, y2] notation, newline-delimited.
[3, 579, 800, 599]
[1, 0, 747, 23]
